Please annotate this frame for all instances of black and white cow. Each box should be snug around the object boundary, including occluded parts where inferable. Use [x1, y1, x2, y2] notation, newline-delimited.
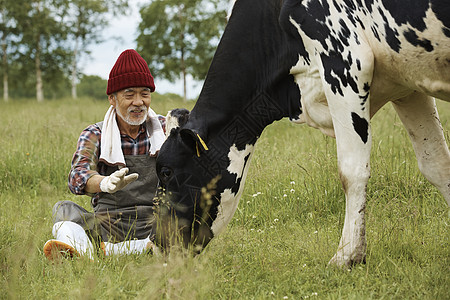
[154, 0, 450, 267]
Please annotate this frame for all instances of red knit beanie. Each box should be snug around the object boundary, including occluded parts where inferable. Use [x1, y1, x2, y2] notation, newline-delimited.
[106, 49, 155, 95]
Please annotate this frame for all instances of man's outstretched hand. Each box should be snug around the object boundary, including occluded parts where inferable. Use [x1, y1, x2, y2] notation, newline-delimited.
[100, 167, 139, 193]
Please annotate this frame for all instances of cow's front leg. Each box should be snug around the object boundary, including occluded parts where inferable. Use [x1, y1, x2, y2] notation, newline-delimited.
[320, 51, 374, 268]
[328, 108, 371, 267]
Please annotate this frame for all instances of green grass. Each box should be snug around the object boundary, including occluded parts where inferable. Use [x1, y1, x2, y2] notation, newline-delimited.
[0, 96, 449, 299]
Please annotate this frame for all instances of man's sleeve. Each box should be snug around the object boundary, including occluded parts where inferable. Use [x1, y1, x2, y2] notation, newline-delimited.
[68, 124, 101, 195]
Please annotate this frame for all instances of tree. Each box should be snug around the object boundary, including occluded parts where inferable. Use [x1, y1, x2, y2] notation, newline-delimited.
[137, 0, 227, 101]
[15, 0, 70, 102]
[0, 0, 21, 102]
[63, 0, 129, 100]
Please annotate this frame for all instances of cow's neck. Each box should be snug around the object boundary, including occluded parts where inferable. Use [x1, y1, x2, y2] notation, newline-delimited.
[186, 0, 301, 142]
[184, 0, 302, 235]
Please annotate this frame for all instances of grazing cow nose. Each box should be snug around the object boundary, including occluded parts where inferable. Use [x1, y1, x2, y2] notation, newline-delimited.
[160, 167, 173, 182]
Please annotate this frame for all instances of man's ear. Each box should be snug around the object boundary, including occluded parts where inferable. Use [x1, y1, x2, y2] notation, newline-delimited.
[108, 94, 116, 107]
[179, 128, 208, 157]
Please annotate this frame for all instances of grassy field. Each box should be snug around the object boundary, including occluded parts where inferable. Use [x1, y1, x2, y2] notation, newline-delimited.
[0, 95, 449, 299]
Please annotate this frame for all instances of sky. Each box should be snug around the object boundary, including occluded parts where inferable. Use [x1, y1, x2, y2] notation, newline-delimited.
[80, 0, 203, 99]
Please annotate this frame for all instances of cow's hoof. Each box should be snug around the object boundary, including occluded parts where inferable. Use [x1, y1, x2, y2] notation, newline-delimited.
[328, 253, 366, 269]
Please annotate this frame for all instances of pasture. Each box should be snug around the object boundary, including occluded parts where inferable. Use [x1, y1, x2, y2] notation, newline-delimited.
[0, 96, 449, 299]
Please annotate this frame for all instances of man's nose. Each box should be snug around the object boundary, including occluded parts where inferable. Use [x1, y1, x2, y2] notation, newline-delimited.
[132, 95, 144, 106]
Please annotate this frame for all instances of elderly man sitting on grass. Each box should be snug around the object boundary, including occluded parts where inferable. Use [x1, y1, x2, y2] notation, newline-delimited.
[44, 49, 166, 260]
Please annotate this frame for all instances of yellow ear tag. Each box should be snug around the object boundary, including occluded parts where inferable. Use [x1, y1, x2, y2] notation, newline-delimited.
[197, 134, 209, 151]
[196, 143, 201, 157]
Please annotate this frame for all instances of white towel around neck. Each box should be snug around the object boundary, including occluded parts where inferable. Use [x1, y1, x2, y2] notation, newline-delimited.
[99, 106, 166, 166]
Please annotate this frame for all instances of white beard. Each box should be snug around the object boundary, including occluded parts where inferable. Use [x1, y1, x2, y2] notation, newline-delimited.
[116, 100, 147, 126]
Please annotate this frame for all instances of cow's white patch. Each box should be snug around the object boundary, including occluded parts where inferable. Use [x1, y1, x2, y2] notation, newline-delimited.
[289, 54, 335, 137]
[165, 110, 180, 138]
[227, 144, 254, 182]
[211, 143, 254, 235]
[211, 188, 237, 235]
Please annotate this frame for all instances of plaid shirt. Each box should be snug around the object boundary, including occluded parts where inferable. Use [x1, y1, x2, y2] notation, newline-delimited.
[68, 115, 166, 198]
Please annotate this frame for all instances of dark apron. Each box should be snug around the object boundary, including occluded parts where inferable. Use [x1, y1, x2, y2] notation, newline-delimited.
[94, 154, 158, 242]
[53, 121, 158, 244]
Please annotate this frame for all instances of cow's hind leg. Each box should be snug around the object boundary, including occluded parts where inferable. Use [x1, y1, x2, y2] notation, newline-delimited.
[392, 92, 450, 205]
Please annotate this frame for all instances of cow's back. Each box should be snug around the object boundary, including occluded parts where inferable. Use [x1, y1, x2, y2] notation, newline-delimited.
[358, 0, 450, 101]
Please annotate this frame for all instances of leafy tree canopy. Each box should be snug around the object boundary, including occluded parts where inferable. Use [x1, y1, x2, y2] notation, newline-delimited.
[136, 0, 227, 99]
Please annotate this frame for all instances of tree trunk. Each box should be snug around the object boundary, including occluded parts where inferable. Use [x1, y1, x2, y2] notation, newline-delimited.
[2, 35, 8, 102]
[35, 38, 44, 102]
[181, 47, 187, 102]
[71, 37, 79, 99]
[178, 5, 187, 102]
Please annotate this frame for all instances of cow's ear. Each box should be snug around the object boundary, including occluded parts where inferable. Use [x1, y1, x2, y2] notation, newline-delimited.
[179, 129, 209, 157]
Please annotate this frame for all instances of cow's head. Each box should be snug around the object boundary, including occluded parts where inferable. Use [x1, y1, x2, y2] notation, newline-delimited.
[153, 0, 305, 253]
[153, 112, 218, 253]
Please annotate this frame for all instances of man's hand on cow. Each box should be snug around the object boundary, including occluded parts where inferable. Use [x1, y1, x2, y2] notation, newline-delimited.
[100, 167, 139, 194]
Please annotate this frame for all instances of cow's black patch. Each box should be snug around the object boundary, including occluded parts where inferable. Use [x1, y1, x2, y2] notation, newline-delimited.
[351, 112, 369, 143]
[371, 26, 381, 42]
[403, 29, 434, 52]
[333, 0, 342, 13]
[359, 83, 370, 108]
[343, 0, 357, 11]
[443, 28, 450, 38]
[321, 54, 344, 96]
[353, 32, 361, 45]
[359, 93, 369, 106]
[342, 0, 360, 27]
[354, 16, 366, 30]
[287, 0, 332, 51]
[378, 7, 401, 52]
[363, 82, 370, 92]
[321, 52, 360, 97]
[382, 0, 429, 32]
[364, 0, 375, 13]
[307, 0, 331, 23]
[430, 0, 450, 34]
[338, 19, 351, 46]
